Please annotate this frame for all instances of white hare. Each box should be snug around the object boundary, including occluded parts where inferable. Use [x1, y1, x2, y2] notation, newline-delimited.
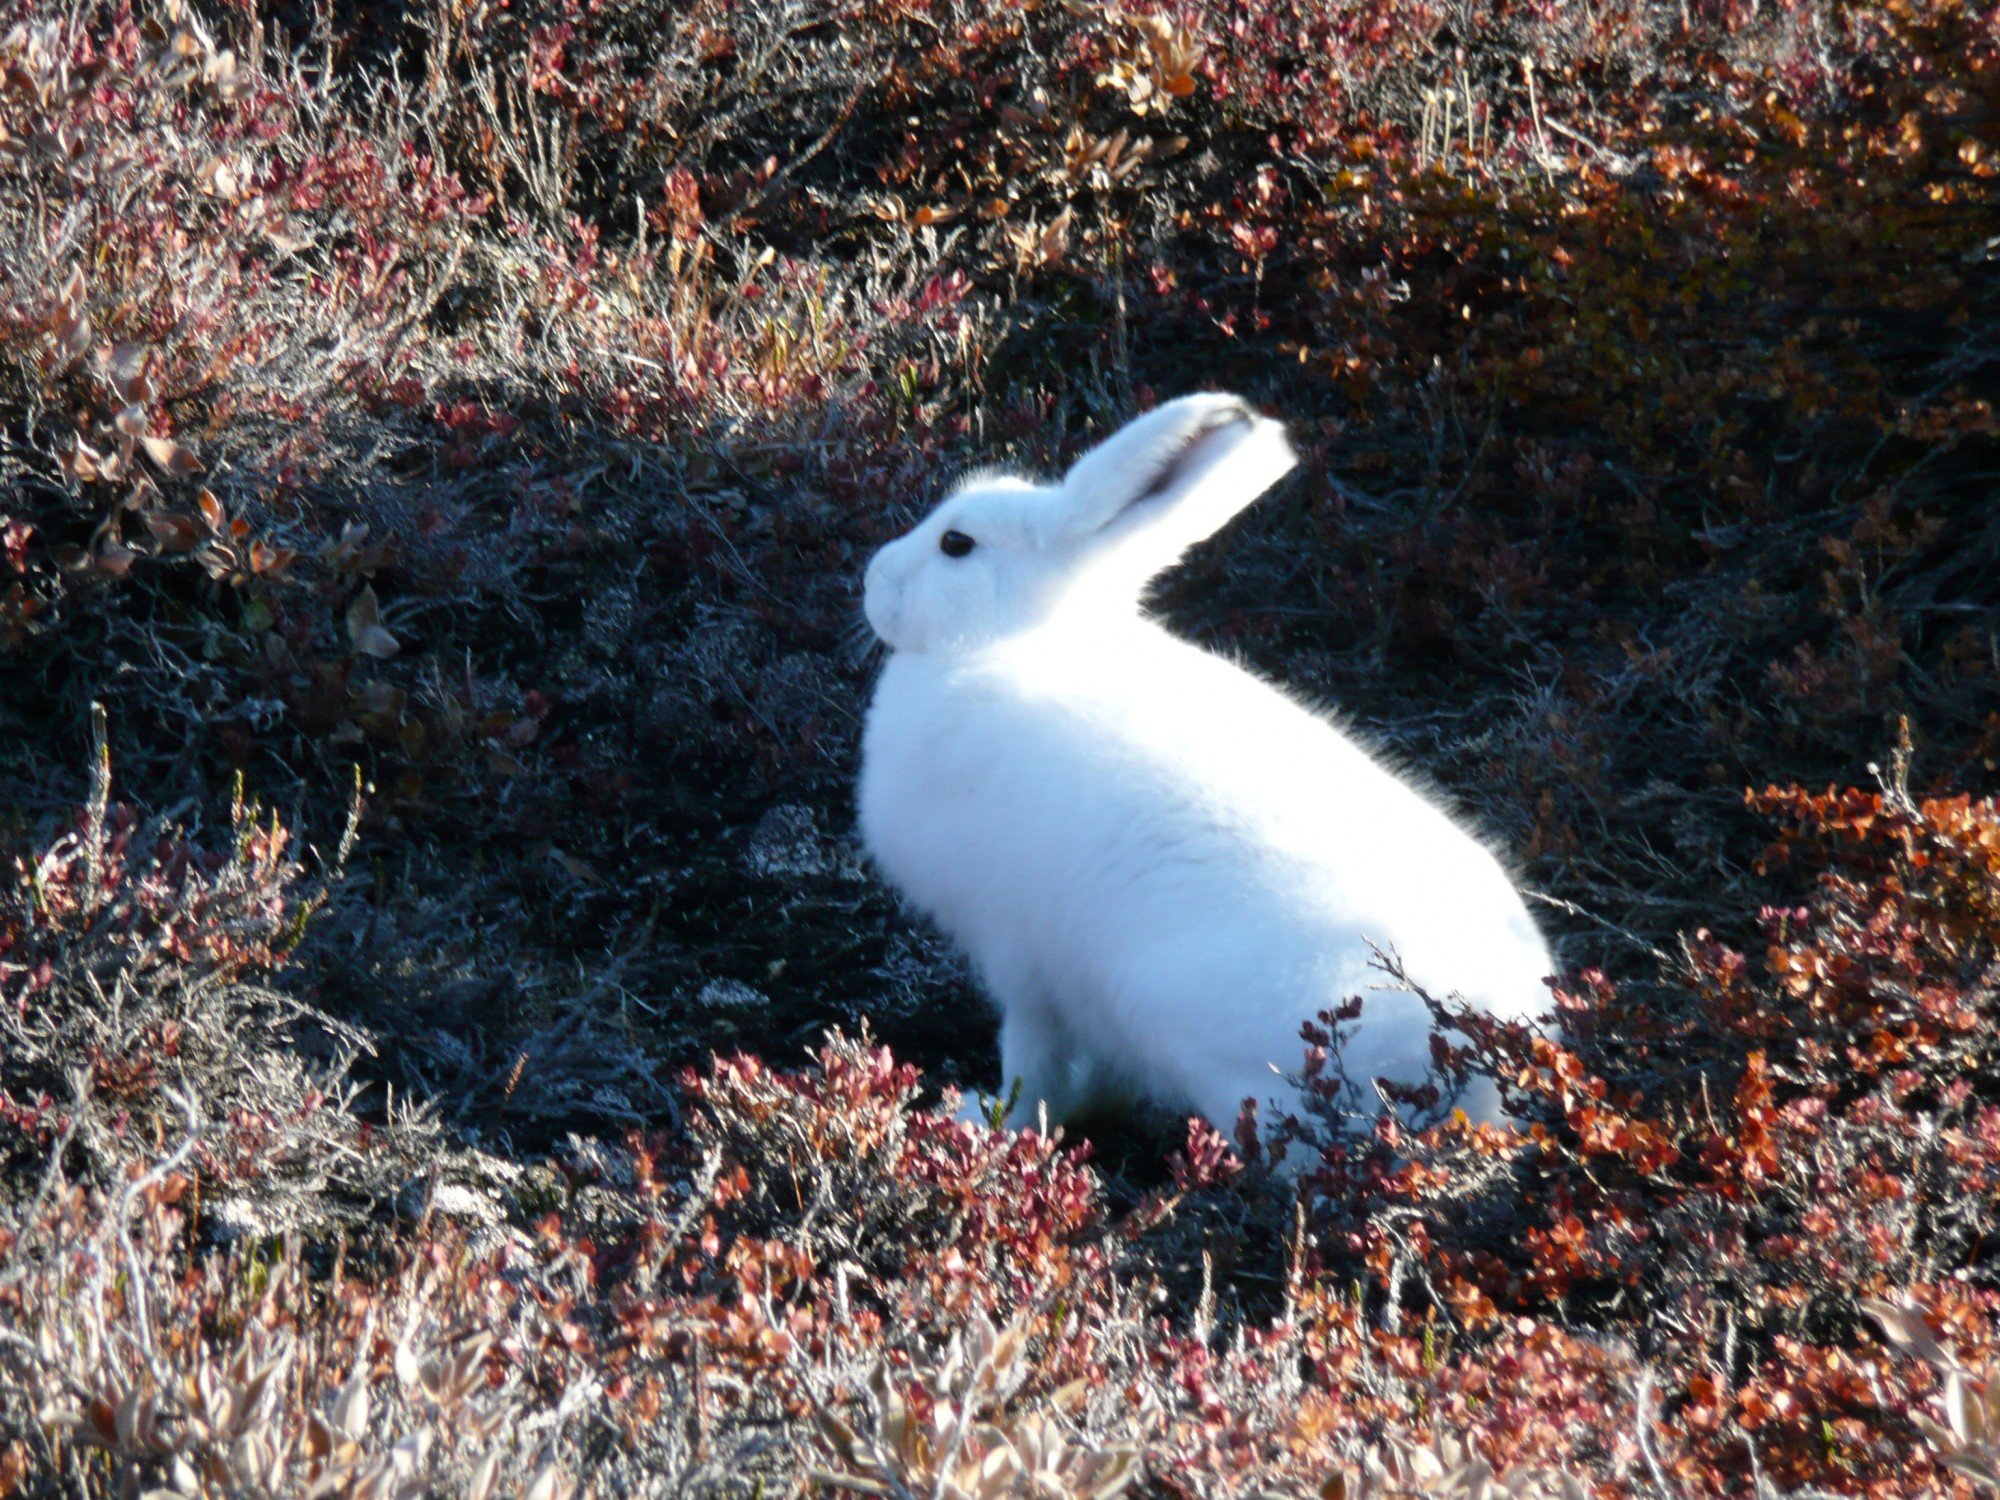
[856, 394, 1553, 1155]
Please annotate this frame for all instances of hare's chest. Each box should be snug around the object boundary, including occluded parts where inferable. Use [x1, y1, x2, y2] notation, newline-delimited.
[856, 656, 1087, 928]
[858, 663, 999, 910]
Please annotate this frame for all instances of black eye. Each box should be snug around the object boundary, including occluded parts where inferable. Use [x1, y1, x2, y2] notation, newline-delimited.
[940, 530, 975, 558]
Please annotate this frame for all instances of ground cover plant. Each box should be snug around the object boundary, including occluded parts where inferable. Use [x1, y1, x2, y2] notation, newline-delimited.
[1, 0, 1998, 1492]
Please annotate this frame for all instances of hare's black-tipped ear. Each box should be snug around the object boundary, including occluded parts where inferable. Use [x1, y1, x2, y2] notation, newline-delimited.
[1053, 394, 1296, 565]
[1060, 394, 1257, 534]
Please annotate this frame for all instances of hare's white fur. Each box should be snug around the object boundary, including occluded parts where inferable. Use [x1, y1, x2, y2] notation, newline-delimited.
[857, 394, 1553, 1151]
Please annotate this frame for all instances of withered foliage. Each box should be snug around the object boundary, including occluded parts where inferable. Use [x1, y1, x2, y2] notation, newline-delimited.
[6, 752, 2000, 1495]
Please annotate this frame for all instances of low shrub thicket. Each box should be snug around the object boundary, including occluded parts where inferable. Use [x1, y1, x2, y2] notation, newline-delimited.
[4, 744, 2000, 1494]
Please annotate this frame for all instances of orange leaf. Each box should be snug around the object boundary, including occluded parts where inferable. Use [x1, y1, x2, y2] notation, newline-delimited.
[141, 434, 201, 476]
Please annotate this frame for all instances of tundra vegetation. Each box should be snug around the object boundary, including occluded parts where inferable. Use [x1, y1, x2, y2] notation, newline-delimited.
[0, 0, 1997, 1494]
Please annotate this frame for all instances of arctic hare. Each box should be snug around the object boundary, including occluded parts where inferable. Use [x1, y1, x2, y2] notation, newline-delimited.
[857, 394, 1553, 1152]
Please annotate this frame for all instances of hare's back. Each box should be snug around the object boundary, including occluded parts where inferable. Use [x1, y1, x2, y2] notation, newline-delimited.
[861, 633, 1549, 1016]
[1022, 631, 1552, 1006]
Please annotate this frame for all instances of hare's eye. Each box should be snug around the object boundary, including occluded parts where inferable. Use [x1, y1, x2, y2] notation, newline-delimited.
[939, 530, 975, 558]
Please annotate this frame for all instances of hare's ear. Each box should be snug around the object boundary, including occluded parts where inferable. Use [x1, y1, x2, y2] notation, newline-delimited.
[1051, 394, 1296, 580]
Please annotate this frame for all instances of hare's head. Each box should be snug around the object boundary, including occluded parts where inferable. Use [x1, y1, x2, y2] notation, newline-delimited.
[863, 394, 1296, 655]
